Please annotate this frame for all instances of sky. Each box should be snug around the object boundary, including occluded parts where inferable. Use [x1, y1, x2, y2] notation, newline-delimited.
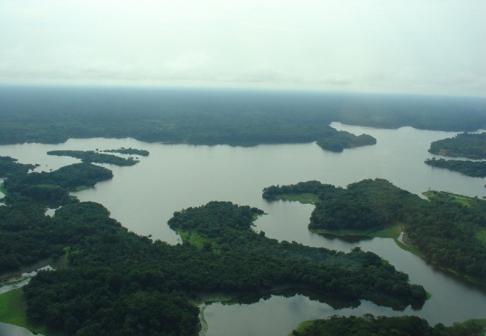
[0, 0, 485, 96]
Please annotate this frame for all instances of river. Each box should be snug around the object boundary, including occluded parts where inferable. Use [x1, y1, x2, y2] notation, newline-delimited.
[0, 122, 485, 335]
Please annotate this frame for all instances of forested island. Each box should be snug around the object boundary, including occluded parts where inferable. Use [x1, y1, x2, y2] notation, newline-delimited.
[292, 315, 485, 336]
[263, 179, 486, 284]
[425, 158, 486, 177]
[1, 87, 485, 147]
[102, 147, 149, 156]
[429, 133, 486, 159]
[316, 130, 376, 152]
[47, 150, 139, 166]
[0, 156, 427, 335]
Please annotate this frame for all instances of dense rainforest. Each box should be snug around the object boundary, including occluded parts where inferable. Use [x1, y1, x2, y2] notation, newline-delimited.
[3, 162, 113, 207]
[0, 156, 426, 335]
[429, 133, 486, 159]
[425, 158, 486, 177]
[1, 87, 486, 148]
[263, 179, 486, 283]
[291, 315, 485, 336]
[47, 150, 139, 166]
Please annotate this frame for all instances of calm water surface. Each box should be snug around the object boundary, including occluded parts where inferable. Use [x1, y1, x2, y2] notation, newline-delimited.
[0, 123, 485, 335]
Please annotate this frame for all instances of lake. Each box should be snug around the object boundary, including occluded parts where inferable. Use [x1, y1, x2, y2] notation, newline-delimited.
[0, 122, 485, 336]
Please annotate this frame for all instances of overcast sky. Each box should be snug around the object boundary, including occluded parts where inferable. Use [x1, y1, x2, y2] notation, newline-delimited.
[0, 0, 485, 96]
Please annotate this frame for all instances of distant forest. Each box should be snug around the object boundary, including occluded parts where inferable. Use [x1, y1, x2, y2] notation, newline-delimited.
[1, 87, 486, 146]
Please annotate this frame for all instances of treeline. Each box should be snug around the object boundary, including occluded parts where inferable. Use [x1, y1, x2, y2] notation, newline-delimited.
[1, 87, 485, 147]
[292, 315, 485, 336]
[425, 158, 486, 177]
[429, 133, 486, 159]
[0, 156, 36, 176]
[47, 150, 139, 166]
[4, 162, 113, 207]
[263, 179, 486, 282]
[102, 147, 150, 156]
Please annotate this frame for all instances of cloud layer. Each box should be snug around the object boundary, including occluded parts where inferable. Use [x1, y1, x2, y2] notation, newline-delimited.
[0, 0, 485, 96]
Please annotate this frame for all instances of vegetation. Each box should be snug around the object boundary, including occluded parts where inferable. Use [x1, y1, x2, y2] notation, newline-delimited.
[429, 133, 486, 159]
[102, 147, 149, 156]
[263, 180, 486, 283]
[47, 150, 139, 166]
[2, 87, 485, 147]
[292, 315, 485, 336]
[0, 200, 428, 335]
[425, 158, 486, 177]
[264, 179, 421, 232]
[0, 156, 428, 335]
[317, 130, 376, 152]
[3, 162, 113, 207]
[0, 156, 36, 176]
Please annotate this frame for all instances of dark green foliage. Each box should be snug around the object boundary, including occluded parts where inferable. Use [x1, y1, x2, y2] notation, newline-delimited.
[263, 181, 336, 201]
[47, 150, 138, 166]
[0, 199, 427, 335]
[264, 179, 421, 231]
[103, 147, 150, 156]
[317, 130, 376, 152]
[0, 205, 63, 273]
[263, 180, 486, 282]
[292, 315, 484, 336]
[429, 133, 486, 159]
[407, 192, 486, 281]
[0, 156, 36, 177]
[2, 87, 484, 147]
[425, 158, 486, 177]
[4, 163, 113, 206]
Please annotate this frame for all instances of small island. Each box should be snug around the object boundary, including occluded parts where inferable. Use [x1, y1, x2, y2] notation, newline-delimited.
[425, 158, 486, 177]
[292, 315, 485, 336]
[429, 132, 486, 159]
[102, 147, 149, 156]
[47, 150, 139, 166]
[3, 161, 113, 207]
[317, 129, 376, 153]
[263, 179, 486, 284]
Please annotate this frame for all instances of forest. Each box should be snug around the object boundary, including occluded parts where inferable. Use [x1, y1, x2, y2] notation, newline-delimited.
[429, 133, 486, 159]
[316, 130, 376, 152]
[291, 315, 485, 336]
[425, 158, 486, 177]
[0, 156, 427, 335]
[263, 179, 486, 283]
[3, 162, 113, 207]
[102, 147, 150, 156]
[1, 87, 485, 147]
[47, 150, 139, 166]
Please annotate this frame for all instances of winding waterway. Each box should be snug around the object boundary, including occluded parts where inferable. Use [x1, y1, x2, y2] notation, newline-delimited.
[0, 122, 485, 335]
